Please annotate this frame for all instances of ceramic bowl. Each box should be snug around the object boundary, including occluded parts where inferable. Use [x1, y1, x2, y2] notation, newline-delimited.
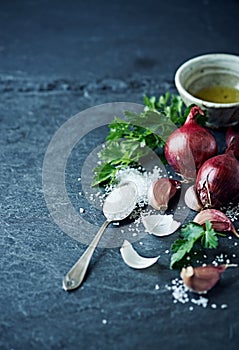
[175, 53, 239, 128]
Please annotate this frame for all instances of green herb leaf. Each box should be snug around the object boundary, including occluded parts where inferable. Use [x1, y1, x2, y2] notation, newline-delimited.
[170, 220, 220, 269]
[92, 92, 185, 187]
[201, 220, 218, 249]
[91, 163, 117, 187]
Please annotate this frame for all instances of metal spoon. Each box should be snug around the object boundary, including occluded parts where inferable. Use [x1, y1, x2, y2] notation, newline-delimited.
[62, 181, 138, 291]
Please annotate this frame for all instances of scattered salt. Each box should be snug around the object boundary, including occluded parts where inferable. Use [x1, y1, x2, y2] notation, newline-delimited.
[102, 319, 107, 325]
[79, 208, 85, 213]
[155, 284, 160, 290]
[191, 296, 208, 308]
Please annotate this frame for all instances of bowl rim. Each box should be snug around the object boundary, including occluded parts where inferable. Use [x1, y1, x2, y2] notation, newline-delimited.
[175, 53, 239, 108]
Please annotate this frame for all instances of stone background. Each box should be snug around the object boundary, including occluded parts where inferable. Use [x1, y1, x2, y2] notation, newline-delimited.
[1, 1, 239, 349]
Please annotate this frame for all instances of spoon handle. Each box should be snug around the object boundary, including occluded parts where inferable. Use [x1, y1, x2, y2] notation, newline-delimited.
[62, 220, 111, 291]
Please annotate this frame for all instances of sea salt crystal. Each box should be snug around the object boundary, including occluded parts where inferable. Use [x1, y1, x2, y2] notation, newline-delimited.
[191, 296, 208, 308]
[79, 208, 85, 213]
[155, 284, 160, 290]
[102, 319, 107, 325]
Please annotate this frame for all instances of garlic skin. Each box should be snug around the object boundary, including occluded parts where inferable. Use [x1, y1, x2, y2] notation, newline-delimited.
[120, 240, 160, 269]
[142, 214, 181, 236]
[147, 178, 181, 211]
[184, 185, 202, 211]
[193, 208, 239, 238]
[181, 264, 237, 294]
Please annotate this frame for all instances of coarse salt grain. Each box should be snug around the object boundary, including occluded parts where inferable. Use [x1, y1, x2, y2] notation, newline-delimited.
[191, 296, 208, 308]
[79, 207, 85, 213]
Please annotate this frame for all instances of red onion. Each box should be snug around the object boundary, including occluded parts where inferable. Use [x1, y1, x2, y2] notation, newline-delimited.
[226, 126, 239, 159]
[147, 178, 181, 211]
[164, 106, 217, 180]
[196, 145, 239, 208]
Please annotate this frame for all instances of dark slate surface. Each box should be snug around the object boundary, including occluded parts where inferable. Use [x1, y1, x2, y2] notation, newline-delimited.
[1, 1, 239, 349]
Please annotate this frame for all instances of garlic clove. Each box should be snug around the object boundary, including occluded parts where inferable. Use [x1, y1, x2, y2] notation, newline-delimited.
[142, 214, 181, 236]
[193, 208, 239, 238]
[184, 185, 202, 211]
[120, 240, 160, 269]
[181, 264, 238, 294]
[147, 178, 181, 211]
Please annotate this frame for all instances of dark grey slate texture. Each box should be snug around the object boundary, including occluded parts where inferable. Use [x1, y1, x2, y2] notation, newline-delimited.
[1, 1, 239, 349]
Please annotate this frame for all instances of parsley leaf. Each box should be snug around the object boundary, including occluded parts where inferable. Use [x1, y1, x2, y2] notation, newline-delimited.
[92, 93, 185, 187]
[170, 220, 221, 269]
[201, 220, 218, 249]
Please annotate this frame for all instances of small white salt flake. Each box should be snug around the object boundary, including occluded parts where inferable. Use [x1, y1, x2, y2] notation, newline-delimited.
[234, 242, 238, 246]
[165, 249, 169, 254]
[155, 284, 160, 290]
[79, 208, 85, 213]
[211, 304, 217, 309]
[189, 306, 194, 311]
[221, 304, 228, 309]
[102, 319, 107, 325]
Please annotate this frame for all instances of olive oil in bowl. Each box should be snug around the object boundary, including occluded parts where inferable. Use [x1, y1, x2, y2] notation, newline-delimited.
[194, 86, 239, 104]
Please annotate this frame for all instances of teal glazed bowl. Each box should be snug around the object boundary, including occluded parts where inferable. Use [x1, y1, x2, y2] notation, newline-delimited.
[175, 53, 239, 128]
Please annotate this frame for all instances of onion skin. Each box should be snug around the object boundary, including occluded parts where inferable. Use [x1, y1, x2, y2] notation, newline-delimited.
[226, 127, 239, 159]
[164, 106, 217, 180]
[196, 148, 239, 208]
[147, 178, 181, 211]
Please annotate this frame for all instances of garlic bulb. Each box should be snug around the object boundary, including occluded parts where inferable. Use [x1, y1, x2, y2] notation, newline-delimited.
[181, 264, 237, 294]
[193, 208, 239, 238]
[147, 178, 181, 211]
[184, 184, 202, 211]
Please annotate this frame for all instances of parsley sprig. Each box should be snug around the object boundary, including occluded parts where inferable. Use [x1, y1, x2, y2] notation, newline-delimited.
[170, 221, 224, 269]
[92, 93, 185, 187]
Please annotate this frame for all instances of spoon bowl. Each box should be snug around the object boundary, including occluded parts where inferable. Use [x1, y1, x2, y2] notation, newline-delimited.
[62, 181, 138, 291]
